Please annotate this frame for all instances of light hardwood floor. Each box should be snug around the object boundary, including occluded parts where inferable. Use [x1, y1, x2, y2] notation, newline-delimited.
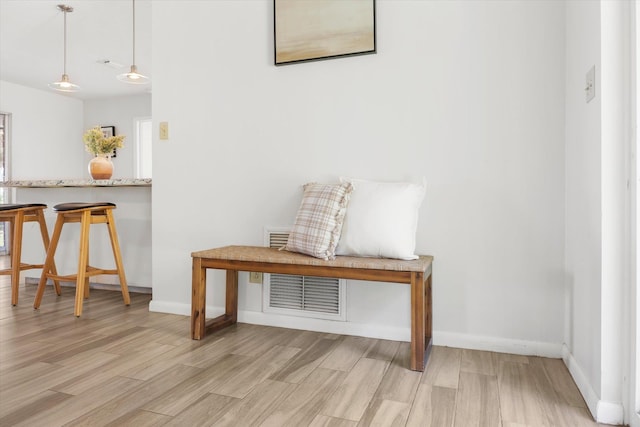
[0, 277, 609, 426]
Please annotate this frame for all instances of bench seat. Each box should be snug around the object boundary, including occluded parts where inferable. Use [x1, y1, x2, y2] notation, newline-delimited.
[191, 245, 433, 371]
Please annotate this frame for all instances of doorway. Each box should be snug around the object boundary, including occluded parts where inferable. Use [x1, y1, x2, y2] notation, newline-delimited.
[633, 2, 640, 424]
[0, 113, 9, 255]
[135, 116, 152, 179]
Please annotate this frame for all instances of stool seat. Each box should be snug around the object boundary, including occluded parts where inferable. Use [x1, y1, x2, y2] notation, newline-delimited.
[34, 202, 130, 317]
[54, 202, 116, 212]
[0, 203, 47, 211]
[0, 203, 61, 305]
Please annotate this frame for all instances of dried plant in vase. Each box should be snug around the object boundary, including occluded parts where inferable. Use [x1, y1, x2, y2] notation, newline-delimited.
[83, 126, 125, 179]
[83, 126, 125, 156]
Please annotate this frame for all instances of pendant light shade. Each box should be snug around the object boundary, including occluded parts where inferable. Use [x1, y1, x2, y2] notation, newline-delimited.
[117, 64, 149, 84]
[49, 4, 80, 92]
[117, 0, 149, 84]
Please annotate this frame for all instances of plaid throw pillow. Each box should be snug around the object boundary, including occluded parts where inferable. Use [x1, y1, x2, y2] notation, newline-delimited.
[284, 182, 353, 260]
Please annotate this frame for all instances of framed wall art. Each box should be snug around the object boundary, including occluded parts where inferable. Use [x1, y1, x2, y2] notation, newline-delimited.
[274, 0, 376, 65]
[101, 125, 117, 157]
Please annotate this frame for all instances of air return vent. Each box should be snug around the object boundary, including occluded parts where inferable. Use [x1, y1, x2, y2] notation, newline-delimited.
[263, 228, 346, 321]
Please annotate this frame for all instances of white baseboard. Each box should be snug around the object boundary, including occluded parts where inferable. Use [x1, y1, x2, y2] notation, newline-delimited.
[148, 300, 197, 316]
[149, 301, 570, 355]
[434, 331, 563, 358]
[595, 401, 624, 425]
[26, 277, 152, 294]
[562, 344, 624, 425]
[562, 344, 600, 419]
[147, 301, 410, 341]
[240, 311, 411, 341]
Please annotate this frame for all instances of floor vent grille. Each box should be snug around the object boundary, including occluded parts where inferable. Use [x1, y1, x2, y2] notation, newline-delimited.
[263, 229, 345, 320]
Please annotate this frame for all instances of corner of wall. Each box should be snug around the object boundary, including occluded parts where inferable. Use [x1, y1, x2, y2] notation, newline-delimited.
[435, 331, 563, 358]
[562, 344, 625, 424]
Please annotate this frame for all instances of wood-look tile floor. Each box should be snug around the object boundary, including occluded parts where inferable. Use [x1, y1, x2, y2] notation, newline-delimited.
[0, 279, 609, 426]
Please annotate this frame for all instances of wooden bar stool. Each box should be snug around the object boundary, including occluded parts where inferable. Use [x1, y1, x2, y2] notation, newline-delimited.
[33, 202, 130, 317]
[0, 204, 61, 305]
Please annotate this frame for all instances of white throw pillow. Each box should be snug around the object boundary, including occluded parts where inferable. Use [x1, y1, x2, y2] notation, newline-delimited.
[335, 178, 426, 260]
[284, 182, 353, 260]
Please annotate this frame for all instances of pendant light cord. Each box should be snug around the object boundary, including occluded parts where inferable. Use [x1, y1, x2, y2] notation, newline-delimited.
[132, 0, 136, 66]
[117, 0, 148, 83]
[50, 4, 79, 91]
[63, 7, 67, 75]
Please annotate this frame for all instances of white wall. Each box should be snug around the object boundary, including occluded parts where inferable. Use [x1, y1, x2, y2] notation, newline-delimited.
[150, 0, 566, 352]
[0, 80, 84, 179]
[564, 1, 630, 424]
[0, 82, 151, 181]
[564, 0, 602, 408]
[600, 2, 630, 422]
[83, 94, 151, 179]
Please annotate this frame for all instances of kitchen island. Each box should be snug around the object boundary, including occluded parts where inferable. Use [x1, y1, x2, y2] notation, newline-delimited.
[1, 179, 152, 291]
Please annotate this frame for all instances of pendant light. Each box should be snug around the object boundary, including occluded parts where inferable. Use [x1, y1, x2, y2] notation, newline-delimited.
[117, 0, 149, 84]
[49, 4, 80, 92]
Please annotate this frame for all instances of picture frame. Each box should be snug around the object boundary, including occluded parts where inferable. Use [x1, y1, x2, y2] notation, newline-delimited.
[101, 125, 117, 158]
[274, 0, 376, 65]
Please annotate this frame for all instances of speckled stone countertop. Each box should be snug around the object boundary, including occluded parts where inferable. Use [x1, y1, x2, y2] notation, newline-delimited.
[1, 179, 152, 188]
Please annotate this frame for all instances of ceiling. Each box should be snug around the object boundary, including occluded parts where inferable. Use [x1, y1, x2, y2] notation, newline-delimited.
[0, 0, 152, 100]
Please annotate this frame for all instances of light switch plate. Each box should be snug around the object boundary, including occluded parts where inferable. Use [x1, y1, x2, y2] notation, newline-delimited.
[585, 66, 595, 103]
[159, 122, 169, 140]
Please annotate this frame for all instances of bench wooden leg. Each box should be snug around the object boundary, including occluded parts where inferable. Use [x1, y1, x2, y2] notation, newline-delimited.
[191, 257, 206, 339]
[225, 269, 238, 323]
[410, 270, 433, 371]
[191, 261, 239, 340]
[410, 271, 425, 371]
[425, 271, 433, 364]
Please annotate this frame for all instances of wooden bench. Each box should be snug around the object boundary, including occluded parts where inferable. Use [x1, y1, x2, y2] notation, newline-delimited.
[191, 245, 433, 371]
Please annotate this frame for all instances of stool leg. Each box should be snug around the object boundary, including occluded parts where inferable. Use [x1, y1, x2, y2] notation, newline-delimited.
[34, 213, 64, 309]
[36, 209, 61, 296]
[10, 212, 23, 306]
[74, 210, 91, 317]
[106, 209, 130, 306]
[83, 237, 90, 299]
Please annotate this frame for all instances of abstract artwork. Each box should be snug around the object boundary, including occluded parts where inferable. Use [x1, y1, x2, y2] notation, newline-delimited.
[274, 0, 376, 65]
